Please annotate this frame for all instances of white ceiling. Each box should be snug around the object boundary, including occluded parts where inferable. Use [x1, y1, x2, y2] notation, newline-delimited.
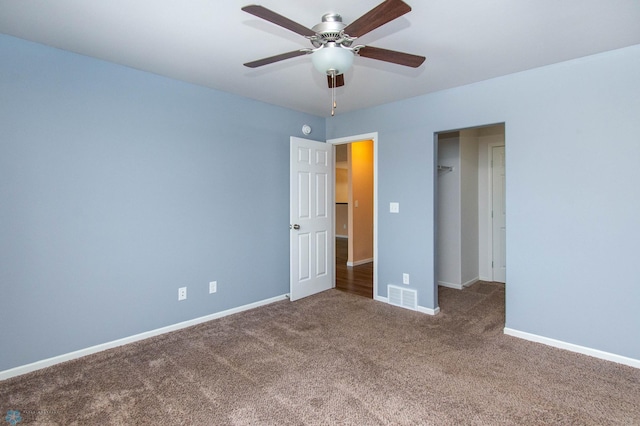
[1, 0, 639, 117]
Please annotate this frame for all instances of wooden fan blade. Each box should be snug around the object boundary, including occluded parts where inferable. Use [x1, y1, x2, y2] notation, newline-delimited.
[327, 74, 345, 88]
[244, 50, 309, 68]
[242, 5, 316, 37]
[357, 46, 425, 68]
[343, 0, 411, 38]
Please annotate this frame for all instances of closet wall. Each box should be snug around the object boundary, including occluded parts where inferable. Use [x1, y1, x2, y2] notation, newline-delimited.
[437, 130, 479, 289]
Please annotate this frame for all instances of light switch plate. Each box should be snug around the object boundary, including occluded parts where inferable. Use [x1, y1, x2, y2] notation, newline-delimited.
[390, 202, 400, 213]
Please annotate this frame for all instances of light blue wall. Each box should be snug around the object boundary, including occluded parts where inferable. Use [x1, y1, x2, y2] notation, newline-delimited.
[2, 33, 639, 372]
[0, 35, 325, 371]
[327, 44, 640, 360]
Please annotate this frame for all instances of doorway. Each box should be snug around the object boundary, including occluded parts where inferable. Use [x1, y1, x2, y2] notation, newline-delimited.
[334, 142, 374, 298]
[435, 124, 506, 293]
[329, 133, 378, 299]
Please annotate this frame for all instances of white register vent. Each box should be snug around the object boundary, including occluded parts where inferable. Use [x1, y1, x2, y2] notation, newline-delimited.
[387, 285, 417, 311]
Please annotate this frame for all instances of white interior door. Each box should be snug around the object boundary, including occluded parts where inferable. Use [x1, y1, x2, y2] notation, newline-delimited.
[492, 146, 506, 283]
[290, 137, 334, 301]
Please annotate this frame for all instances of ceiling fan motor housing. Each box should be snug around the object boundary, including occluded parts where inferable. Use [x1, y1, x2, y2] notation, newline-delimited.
[310, 13, 353, 47]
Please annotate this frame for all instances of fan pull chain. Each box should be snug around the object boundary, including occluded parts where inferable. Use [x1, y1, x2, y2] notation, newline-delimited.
[331, 72, 335, 116]
[331, 71, 337, 116]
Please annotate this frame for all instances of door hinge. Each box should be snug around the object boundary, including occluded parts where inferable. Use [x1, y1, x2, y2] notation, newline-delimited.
[492, 261, 494, 268]
[491, 210, 494, 218]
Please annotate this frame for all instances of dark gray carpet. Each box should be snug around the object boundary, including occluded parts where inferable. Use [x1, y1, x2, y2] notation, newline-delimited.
[1, 282, 639, 425]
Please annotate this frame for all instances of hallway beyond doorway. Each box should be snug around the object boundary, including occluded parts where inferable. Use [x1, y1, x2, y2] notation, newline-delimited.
[335, 238, 373, 298]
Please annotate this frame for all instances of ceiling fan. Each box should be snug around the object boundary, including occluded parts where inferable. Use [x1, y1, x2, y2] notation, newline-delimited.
[242, 0, 425, 115]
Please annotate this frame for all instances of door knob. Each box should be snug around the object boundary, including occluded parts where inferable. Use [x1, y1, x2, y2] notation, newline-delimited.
[290, 224, 300, 230]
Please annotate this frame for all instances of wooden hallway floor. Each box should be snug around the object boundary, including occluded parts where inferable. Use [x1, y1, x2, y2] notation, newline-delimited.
[335, 237, 373, 299]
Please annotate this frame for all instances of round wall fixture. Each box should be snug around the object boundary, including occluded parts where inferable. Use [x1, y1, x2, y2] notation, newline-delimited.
[302, 124, 312, 135]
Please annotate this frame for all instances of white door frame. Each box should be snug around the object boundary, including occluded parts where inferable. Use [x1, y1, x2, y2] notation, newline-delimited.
[327, 132, 378, 300]
[490, 144, 506, 283]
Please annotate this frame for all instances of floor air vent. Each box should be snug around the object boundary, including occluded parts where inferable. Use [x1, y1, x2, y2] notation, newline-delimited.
[387, 285, 417, 311]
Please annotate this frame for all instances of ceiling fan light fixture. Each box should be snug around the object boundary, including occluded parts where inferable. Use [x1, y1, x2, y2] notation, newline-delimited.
[311, 43, 354, 76]
[241, 1, 424, 117]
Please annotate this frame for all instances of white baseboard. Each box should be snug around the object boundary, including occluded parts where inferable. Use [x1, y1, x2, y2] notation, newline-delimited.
[374, 295, 440, 316]
[418, 305, 440, 315]
[438, 281, 463, 290]
[0, 294, 289, 381]
[347, 257, 373, 267]
[504, 327, 640, 369]
[438, 278, 478, 290]
[462, 278, 479, 288]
